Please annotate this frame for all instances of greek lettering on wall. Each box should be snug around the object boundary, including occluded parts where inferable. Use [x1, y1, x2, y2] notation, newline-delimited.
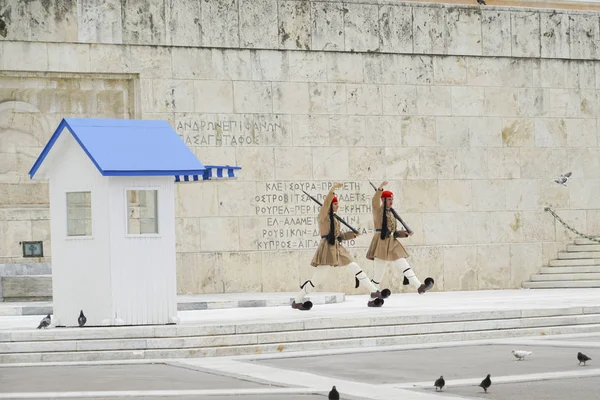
[254, 181, 374, 251]
[176, 115, 289, 147]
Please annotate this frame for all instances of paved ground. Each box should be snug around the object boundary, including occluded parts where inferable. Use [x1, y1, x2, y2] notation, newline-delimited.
[0, 364, 268, 393]
[1, 289, 600, 399]
[89, 397, 331, 400]
[1, 333, 597, 399]
[426, 377, 600, 399]
[253, 344, 594, 384]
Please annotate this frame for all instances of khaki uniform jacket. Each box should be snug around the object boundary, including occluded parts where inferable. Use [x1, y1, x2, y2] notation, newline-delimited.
[366, 189, 409, 261]
[310, 189, 358, 267]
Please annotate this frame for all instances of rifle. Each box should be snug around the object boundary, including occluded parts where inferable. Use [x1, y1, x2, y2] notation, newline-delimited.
[301, 190, 360, 234]
[368, 180, 413, 234]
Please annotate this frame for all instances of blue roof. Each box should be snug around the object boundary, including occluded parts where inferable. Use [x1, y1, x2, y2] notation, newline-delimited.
[29, 118, 209, 179]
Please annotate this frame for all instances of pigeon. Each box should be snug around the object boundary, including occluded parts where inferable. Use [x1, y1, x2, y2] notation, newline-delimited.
[578, 352, 591, 366]
[479, 374, 492, 393]
[78, 310, 87, 327]
[434, 376, 445, 391]
[555, 172, 572, 186]
[37, 314, 51, 329]
[328, 385, 340, 400]
[512, 349, 532, 360]
[477, 0, 486, 5]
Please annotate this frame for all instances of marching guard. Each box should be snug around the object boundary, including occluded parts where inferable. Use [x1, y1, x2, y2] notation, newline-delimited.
[366, 181, 435, 296]
[292, 183, 388, 310]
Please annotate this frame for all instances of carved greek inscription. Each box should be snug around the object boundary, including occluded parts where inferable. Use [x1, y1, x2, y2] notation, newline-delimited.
[253, 181, 374, 250]
[176, 117, 285, 146]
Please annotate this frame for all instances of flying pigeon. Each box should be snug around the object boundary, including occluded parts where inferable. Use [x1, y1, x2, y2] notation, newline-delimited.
[479, 374, 492, 393]
[37, 314, 51, 329]
[512, 349, 532, 361]
[578, 352, 591, 366]
[555, 172, 572, 186]
[434, 376, 445, 391]
[329, 385, 340, 400]
[78, 310, 87, 327]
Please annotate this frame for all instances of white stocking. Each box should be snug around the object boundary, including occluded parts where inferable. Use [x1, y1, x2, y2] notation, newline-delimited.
[395, 258, 422, 289]
[295, 266, 330, 303]
[371, 258, 389, 290]
[346, 262, 378, 293]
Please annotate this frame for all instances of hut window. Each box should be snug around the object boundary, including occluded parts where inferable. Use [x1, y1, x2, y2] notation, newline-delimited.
[127, 190, 158, 234]
[66, 192, 92, 236]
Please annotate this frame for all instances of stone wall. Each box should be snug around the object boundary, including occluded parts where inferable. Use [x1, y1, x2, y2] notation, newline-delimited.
[1, 0, 600, 295]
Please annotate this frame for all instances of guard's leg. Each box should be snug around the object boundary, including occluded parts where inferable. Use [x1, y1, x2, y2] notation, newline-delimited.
[346, 262, 385, 307]
[292, 266, 330, 310]
[395, 258, 434, 294]
[370, 258, 392, 299]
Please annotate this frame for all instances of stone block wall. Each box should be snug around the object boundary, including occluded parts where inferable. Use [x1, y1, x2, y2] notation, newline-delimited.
[1, 0, 600, 294]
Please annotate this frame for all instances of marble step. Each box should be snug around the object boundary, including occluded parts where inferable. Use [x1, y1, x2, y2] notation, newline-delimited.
[0, 293, 344, 315]
[522, 280, 600, 289]
[567, 244, 600, 252]
[531, 273, 600, 281]
[540, 266, 600, 274]
[548, 258, 600, 267]
[0, 275, 52, 302]
[1, 313, 600, 363]
[575, 238, 600, 245]
[558, 251, 600, 259]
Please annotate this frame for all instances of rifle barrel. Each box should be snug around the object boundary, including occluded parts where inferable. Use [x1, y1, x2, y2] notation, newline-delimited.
[368, 181, 413, 234]
[301, 190, 359, 234]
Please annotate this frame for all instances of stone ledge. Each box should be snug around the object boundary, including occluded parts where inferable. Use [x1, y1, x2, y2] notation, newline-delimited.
[0, 292, 345, 316]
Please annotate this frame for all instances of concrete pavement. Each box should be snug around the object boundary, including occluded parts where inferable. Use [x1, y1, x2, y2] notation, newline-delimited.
[1, 333, 598, 399]
[1, 289, 600, 399]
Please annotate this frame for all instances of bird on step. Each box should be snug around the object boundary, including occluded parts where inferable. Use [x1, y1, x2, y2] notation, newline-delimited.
[37, 314, 51, 329]
[78, 310, 87, 327]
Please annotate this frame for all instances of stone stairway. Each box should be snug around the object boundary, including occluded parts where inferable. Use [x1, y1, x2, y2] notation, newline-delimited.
[1, 305, 600, 364]
[523, 238, 600, 289]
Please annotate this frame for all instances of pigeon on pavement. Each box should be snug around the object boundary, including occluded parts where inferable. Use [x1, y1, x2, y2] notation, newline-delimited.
[512, 349, 532, 360]
[578, 352, 591, 366]
[479, 374, 492, 393]
[328, 385, 340, 400]
[435, 376, 445, 391]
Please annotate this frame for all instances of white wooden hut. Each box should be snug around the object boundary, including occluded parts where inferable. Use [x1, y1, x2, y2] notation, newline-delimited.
[28, 118, 240, 327]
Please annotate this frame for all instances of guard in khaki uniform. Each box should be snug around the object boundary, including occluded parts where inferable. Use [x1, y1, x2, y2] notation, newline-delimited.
[292, 183, 388, 310]
[366, 181, 434, 295]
